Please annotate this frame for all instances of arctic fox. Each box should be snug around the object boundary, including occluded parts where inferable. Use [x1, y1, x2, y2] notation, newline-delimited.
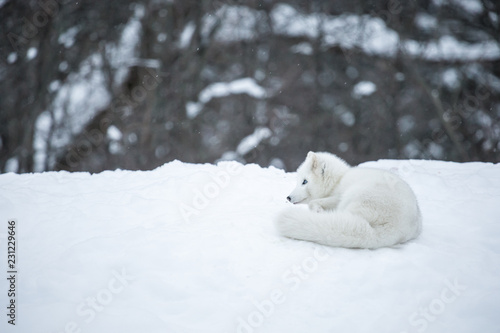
[275, 152, 422, 249]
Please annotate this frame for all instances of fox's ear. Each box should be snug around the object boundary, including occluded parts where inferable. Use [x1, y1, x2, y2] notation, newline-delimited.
[307, 152, 319, 171]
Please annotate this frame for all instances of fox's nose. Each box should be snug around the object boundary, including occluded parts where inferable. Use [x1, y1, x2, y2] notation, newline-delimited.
[286, 196, 291, 202]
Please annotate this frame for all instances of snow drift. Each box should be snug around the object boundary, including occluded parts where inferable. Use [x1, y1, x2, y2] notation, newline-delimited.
[0, 159, 499, 333]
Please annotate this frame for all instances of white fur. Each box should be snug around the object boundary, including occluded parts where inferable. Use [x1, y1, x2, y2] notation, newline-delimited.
[275, 152, 422, 249]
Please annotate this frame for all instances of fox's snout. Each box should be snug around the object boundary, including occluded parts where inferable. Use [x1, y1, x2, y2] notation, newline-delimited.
[286, 196, 292, 202]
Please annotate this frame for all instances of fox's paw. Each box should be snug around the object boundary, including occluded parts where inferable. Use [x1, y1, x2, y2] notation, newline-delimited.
[308, 202, 324, 213]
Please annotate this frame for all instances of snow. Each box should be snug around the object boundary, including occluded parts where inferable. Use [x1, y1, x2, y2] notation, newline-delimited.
[59, 61, 69, 72]
[33, 111, 53, 171]
[463, 64, 500, 94]
[338, 142, 349, 153]
[397, 115, 416, 134]
[200, 4, 500, 62]
[48, 80, 61, 92]
[489, 12, 499, 25]
[290, 42, 313, 55]
[186, 101, 204, 119]
[199, 78, 266, 104]
[1, 159, 499, 333]
[352, 81, 377, 98]
[107, 5, 143, 86]
[33, 52, 111, 171]
[334, 105, 356, 127]
[32, 8, 144, 172]
[157, 32, 167, 43]
[403, 36, 500, 61]
[339, 111, 355, 127]
[26, 47, 37, 60]
[271, 3, 320, 39]
[178, 21, 196, 49]
[441, 68, 461, 90]
[186, 78, 267, 119]
[271, 4, 399, 57]
[107, 125, 123, 141]
[202, 5, 267, 43]
[107, 126, 124, 155]
[4, 158, 18, 173]
[236, 127, 272, 156]
[7, 53, 17, 64]
[433, 0, 484, 15]
[414, 12, 438, 31]
[360, 18, 400, 56]
[58, 26, 80, 48]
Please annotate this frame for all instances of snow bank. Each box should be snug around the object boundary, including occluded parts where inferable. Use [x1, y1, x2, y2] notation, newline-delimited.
[0, 159, 499, 333]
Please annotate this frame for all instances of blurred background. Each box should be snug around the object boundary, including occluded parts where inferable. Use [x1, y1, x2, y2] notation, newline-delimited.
[1, 0, 499, 173]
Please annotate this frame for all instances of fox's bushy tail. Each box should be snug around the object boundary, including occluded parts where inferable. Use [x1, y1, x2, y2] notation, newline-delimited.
[275, 207, 406, 249]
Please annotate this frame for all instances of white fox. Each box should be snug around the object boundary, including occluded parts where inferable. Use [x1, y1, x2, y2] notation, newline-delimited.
[275, 152, 422, 249]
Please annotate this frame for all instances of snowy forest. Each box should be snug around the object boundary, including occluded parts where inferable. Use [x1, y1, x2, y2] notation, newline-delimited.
[1, 0, 499, 173]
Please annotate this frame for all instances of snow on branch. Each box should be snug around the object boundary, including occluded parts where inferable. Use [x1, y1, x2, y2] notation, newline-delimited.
[186, 78, 267, 119]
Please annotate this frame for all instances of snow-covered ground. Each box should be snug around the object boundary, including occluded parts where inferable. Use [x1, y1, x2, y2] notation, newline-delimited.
[1, 159, 499, 333]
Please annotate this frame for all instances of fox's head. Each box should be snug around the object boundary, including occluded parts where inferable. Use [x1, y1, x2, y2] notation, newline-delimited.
[286, 151, 349, 204]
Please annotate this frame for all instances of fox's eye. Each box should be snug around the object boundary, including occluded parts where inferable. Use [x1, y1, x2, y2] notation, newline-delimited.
[302, 179, 308, 185]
